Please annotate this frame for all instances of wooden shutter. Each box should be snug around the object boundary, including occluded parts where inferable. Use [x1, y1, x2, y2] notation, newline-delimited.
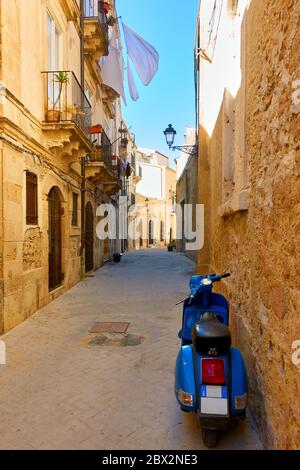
[26, 172, 38, 225]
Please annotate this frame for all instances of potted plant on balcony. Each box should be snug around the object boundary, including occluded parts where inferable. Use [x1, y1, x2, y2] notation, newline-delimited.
[107, 15, 117, 26]
[102, 2, 110, 14]
[47, 71, 69, 123]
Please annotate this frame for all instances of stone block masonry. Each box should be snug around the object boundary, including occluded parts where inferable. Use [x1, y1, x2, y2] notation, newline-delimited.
[197, 0, 300, 449]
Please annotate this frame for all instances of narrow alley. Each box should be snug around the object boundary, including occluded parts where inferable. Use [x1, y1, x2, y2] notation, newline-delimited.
[0, 250, 261, 450]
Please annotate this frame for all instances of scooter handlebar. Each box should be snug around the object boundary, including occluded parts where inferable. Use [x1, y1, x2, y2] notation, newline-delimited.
[210, 272, 231, 281]
[220, 272, 231, 279]
[180, 273, 231, 305]
[192, 272, 231, 295]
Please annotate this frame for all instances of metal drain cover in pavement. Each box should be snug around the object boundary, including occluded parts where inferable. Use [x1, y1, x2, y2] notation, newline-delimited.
[89, 322, 130, 334]
[89, 333, 145, 347]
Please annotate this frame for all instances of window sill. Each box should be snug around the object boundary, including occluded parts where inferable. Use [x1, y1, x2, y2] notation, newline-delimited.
[70, 226, 81, 236]
[25, 224, 40, 229]
[218, 189, 249, 218]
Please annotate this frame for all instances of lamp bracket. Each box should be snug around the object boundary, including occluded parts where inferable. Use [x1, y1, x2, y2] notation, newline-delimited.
[169, 145, 198, 156]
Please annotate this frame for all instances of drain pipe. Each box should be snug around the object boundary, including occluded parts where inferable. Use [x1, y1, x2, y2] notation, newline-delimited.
[80, 0, 85, 87]
[80, 0, 86, 277]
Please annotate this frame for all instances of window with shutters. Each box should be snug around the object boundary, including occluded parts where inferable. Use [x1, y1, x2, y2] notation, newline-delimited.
[72, 193, 78, 226]
[26, 172, 38, 225]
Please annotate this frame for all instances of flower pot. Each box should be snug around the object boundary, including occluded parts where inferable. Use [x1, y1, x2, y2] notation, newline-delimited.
[46, 109, 61, 123]
[102, 2, 110, 14]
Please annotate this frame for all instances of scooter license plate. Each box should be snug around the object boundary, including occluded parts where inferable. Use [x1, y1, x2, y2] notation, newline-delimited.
[200, 385, 228, 416]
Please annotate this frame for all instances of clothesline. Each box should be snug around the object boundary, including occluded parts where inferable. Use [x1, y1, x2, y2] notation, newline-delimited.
[101, 20, 159, 103]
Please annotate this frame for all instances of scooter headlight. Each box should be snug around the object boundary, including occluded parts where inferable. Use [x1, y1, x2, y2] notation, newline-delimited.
[177, 389, 194, 407]
[201, 278, 212, 286]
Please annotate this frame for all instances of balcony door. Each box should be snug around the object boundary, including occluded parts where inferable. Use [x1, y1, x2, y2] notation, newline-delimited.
[47, 13, 61, 110]
[84, 0, 97, 17]
[85, 202, 94, 273]
[149, 220, 154, 246]
[47, 13, 61, 71]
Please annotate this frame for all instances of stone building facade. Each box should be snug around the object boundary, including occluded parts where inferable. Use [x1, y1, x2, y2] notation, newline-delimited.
[0, 0, 126, 333]
[121, 130, 141, 252]
[175, 155, 198, 262]
[135, 149, 176, 249]
[175, 127, 198, 262]
[195, 0, 300, 448]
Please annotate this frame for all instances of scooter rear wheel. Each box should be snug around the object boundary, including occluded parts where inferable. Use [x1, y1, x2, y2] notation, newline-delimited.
[201, 428, 218, 448]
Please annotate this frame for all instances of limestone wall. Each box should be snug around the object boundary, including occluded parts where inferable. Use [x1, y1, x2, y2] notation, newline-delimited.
[0, 142, 3, 333]
[0, 0, 109, 333]
[176, 154, 198, 263]
[197, 0, 300, 448]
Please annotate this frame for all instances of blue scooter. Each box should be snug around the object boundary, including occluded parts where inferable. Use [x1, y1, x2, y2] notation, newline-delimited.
[175, 273, 247, 448]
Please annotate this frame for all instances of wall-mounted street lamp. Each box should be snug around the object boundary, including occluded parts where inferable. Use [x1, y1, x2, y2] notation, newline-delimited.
[163, 124, 198, 156]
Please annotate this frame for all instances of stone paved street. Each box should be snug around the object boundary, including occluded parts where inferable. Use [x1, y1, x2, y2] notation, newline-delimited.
[0, 250, 261, 450]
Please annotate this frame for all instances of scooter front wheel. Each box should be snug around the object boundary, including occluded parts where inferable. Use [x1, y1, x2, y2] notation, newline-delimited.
[201, 428, 218, 448]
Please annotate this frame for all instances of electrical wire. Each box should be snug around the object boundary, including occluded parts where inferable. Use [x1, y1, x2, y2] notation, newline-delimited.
[207, 0, 218, 51]
[199, 0, 224, 63]
[210, 0, 224, 61]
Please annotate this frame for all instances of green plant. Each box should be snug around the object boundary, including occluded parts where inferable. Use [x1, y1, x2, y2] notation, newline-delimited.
[107, 15, 117, 26]
[53, 71, 69, 108]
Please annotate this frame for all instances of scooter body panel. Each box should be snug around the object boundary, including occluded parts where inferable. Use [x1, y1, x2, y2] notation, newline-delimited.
[175, 346, 247, 427]
[230, 347, 248, 415]
[175, 345, 196, 412]
[182, 295, 229, 345]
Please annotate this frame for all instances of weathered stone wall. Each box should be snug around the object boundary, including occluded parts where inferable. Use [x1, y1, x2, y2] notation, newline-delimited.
[0, 0, 111, 333]
[243, 0, 300, 448]
[198, 0, 300, 449]
[23, 228, 43, 272]
[0, 142, 82, 331]
[176, 154, 198, 263]
[0, 142, 3, 333]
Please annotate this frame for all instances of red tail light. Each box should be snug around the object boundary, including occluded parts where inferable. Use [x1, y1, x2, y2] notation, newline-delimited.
[202, 359, 225, 385]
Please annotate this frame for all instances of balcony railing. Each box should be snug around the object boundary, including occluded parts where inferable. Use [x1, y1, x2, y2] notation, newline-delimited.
[130, 193, 136, 206]
[121, 179, 129, 197]
[84, 0, 108, 30]
[88, 130, 113, 171]
[42, 71, 92, 137]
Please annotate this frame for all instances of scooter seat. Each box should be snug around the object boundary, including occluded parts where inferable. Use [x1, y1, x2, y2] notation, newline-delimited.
[193, 312, 231, 356]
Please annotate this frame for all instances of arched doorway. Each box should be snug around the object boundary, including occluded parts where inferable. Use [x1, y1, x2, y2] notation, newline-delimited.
[139, 220, 143, 248]
[85, 202, 94, 272]
[149, 220, 154, 246]
[160, 220, 165, 243]
[48, 186, 63, 291]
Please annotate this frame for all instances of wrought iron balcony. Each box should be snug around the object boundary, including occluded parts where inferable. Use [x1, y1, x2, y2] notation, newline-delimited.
[88, 129, 113, 170]
[42, 71, 92, 138]
[84, 0, 109, 59]
[86, 129, 121, 195]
